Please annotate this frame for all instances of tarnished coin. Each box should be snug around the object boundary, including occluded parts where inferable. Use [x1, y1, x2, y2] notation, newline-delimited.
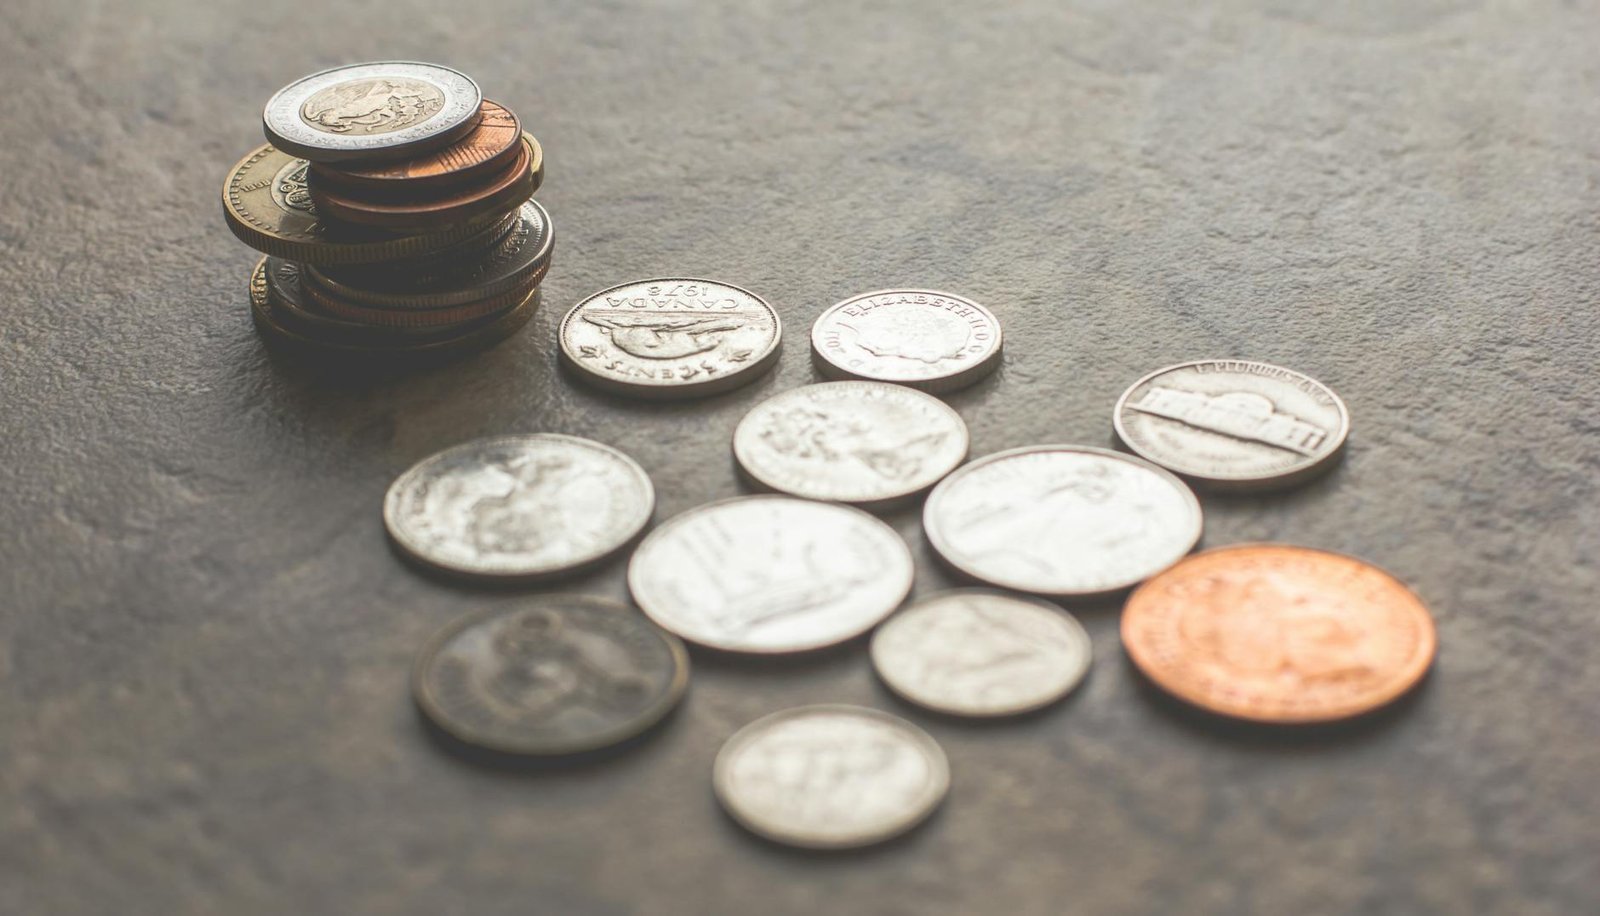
[1114, 360, 1350, 491]
[811, 289, 1002, 393]
[924, 445, 1202, 597]
[627, 496, 913, 653]
[560, 279, 781, 399]
[871, 590, 1092, 717]
[266, 257, 523, 339]
[385, 435, 654, 581]
[263, 61, 482, 163]
[308, 134, 540, 232]
[1122, 544, 1437, 724]
[733, 381, 969, 506]
[310, 99, 523, 193]
[713, 705, 949, 848]
[413, 595, 689, 755]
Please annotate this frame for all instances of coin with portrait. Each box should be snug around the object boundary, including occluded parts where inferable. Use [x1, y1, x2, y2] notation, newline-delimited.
[811, 289, 1002, 393]
[263, 61, 482, 162]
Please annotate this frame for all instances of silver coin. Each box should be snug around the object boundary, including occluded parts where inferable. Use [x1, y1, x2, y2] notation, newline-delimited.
[1113, 360, 1351, 491]
[413, 595, 689, 756]
[713, 704, 949, 848]
[384, 435, 654, 581]
[559, 279, 782, 399]
[923, 445, 1202, 597]
[263, 61, 482, 163]
[732, 381, 969, 506]
[627, 496, 913, 653]
[871, 590, 1092, 717]
[810, 289, 1002, 393]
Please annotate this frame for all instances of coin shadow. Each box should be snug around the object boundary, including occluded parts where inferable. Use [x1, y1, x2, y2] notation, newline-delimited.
[682, 633, 870, 676]
[1101, 426, 1350, 507]
[870, 667, 1092, 731]
[413, 698, 683, 776]
[711, 789, 947, 863]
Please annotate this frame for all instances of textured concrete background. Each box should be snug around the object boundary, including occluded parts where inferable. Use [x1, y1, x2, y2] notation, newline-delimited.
[2, 0, 1597, 913]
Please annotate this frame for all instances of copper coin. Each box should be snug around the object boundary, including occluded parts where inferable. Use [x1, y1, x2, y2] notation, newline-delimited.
[1122, 544, 1437, 724]
[309, 100, 523, 194]
[308, 134, 539, 232]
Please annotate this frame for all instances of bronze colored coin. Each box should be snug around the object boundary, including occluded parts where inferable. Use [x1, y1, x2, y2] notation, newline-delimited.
[304, 269, 544, 329]
[307, 135, 539, 232]
[1122, 544, 1437, 724]
[308, 101, 523, 194]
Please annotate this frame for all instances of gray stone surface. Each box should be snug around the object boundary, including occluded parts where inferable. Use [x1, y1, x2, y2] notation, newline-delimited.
[2, 0, 1597, 913]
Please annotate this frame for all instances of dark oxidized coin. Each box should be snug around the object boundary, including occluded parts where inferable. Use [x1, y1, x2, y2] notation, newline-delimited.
[309, 100, 524, 194]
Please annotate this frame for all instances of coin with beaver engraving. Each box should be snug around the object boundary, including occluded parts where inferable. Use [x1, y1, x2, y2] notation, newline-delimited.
[263, 61, 482, 162]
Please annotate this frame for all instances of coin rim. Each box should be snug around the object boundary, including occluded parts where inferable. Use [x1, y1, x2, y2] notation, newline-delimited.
[809, 288, 1004, 394]
[306, 135, 538, 231]
[262, 61, 482, 162]
[308, 99, 524, 191]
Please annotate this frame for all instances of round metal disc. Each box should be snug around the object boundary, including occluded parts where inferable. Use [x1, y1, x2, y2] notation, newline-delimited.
[263, 61, 482, 163]
[810, 289, 1003, 393]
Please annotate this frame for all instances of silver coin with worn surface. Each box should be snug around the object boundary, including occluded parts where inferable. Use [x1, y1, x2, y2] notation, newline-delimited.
[1113, 360, 1351, 491]
[263, 61, 482, 163]
[924, 445, 1202, 597]
[713, 704, 949, 849]
[385, 435, 654, 581]
[627, 496, 913, 653]
[732, 381, 969, 506]
[413, 595, 689, 756]
[559, 279, 781, 399]
[811, 289, 1002, 393]
[871, 590, 1092, 717]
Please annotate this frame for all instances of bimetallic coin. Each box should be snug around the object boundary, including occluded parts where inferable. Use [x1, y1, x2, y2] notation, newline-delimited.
[714, 705, 949, 849]
[263, 61, 482, 162]
[309, 99, 523, 193]
[924, 445, 1202, 597]
[1114, 360, 1350, 491]
[733, 381, 969, 506]
[385, 435, 653, 582]
[413, 595, 689, 755]
[560, 279, 781, 399]
[811, 289, 1002, 393]
[308, 134, 540, 232]
[1122, 544, 1437, 724]
[628, 496, 913, 653]
[871, 590, 1092, 717]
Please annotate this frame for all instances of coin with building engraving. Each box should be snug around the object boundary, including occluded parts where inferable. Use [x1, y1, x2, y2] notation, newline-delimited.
[559, 279, 782, 399]
[714, 705, 949, 848]
[413, 595, 689, 755]
[871, 590, 1092, 717]
[811, 289, 1002, 393]
[384, 435, 654, 582]
[627, 496, 913, 653]
[924, 445, 1202, 597]
[733, 382, 969, 506]
[1114, 360, 1350, 491]
[263, 61, 482, 162]
[1122, 544, 1436, 724]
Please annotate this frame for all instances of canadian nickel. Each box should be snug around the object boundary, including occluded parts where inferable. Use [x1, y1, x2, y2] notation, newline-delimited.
[1114, 360, 1351, 491]
[732, 381, 969, 506]
[560, 279, 781, 399]
[871, 590, 1092, 717]
[627, 496, 913, 653]
[811, 289, 1002, 393]
[413, 595, 689, 755]
[263, 61, 482, 163]
[384, 435, 654, 582]
[923, 445, 1202, 597]
[713, 704, 949, 849]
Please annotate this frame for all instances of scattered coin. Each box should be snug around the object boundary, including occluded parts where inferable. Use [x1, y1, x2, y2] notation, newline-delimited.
[811, 289, 1002, 393]
[1122, 544, 1437, 724]
[384, 435, 654, 581]
[560, 279, 782, 399]
[732, 381, 969, 506]
[713, 705, 949, 848]
[308, 134, 540, 232]
[310, 99, 524, 193]
[263, 61, 483, 163]
[1114, 360, 1351, 491]
[413, 595, 689, 755]
[871, 590, 1092, 717]
[923, 445, 1202, 597]
[627, 496, 913, 653]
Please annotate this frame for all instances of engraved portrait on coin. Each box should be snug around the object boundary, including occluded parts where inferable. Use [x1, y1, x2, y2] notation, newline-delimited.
[300, 77, 446, 135]
[811, 289, 1002, 393]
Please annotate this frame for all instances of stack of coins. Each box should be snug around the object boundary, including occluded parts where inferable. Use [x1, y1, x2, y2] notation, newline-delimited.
[223, 62, 553, 361]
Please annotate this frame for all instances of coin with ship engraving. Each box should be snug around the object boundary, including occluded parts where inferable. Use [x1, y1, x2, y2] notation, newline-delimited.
[1114, 360, 1350, 491]
[811, 289, 1002, 393]
[733, 381, 969, 507]
[1122, 544, 1436, 724]
[309, 99, 524, 193]
[413, 595, 689, 755]
[385, 435, 654, 582]
[714, 705, 949, 848]
[263, 61, 482, 162]
[924, 445, 1202, 597]
[560, 279, 782, 399]
[627, 496, 913, 653]
[871, 590, 1092, 717]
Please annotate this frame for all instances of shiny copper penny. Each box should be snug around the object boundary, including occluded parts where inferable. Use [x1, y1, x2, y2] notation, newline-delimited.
[309, 100, 523, 194]
[308, 134, 539, 232]
[1122, 544, 1436, 724]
